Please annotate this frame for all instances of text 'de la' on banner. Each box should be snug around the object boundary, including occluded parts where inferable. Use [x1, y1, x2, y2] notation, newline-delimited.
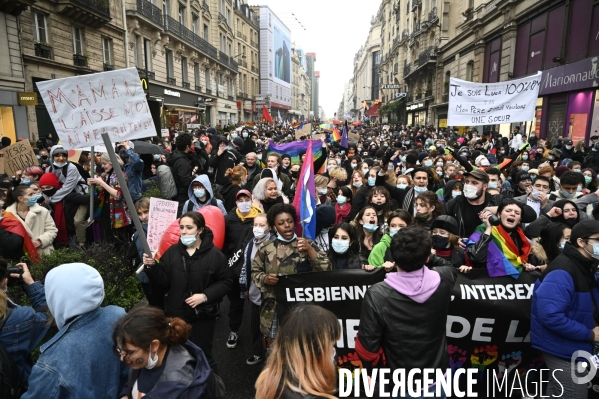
[447, 72, 542, 126]
[273, 268, 599, 397]
[35, 67, 157, 150]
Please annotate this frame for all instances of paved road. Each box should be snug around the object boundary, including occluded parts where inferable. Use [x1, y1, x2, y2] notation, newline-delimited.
[212, 296, 262, 399]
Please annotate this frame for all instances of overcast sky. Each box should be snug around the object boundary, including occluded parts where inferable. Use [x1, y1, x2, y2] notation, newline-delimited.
[254, 0, 381, 118]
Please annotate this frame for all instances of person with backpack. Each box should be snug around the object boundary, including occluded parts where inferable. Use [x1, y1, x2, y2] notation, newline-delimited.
[166, 134, 197, 213]
[181, 175, 227, 216]
[0, 258, 50, 396]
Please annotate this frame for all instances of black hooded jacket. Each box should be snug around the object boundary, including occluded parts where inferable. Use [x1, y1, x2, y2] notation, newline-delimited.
[167, 150, 196, 202]
[145, 228, 233, 321]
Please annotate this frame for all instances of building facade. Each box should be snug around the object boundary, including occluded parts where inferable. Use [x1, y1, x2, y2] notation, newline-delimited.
[353, 18, 381, 121]
[305, 52, 317, 119]
[233, 0, 259, 123]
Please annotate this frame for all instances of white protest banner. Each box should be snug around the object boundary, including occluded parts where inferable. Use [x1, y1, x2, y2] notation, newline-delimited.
[447, 72, 542, 126]
[36, 67, 157, 150]
[147, 197, 179, 252]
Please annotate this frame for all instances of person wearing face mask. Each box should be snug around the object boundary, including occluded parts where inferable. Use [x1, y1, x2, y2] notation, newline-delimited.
[240, 129, 256, 155]
[37, 172, 69, 247]
[22, 263, 129, 399]
[557, 138, 575, 161]
[367, 211, 411, 271]
[525, 199, 591, 239]
[527, 223, 570, 273]
[429, 215, 463, 268]
[514, 175, 554, 219]
[181, 175, 227, 216]
[351, 206, 382, 264]
[255, 303, 340, 399]
[530, 220, 599, 399]
[549, 170, 584, 201]
[335, 186, 353, 224]
[377, 166, 433, 216]
[4, 185, 57, 255]
[327, 223, 362, 270]
[143, 212, 232, 373]
[252, 204, 331, 344]
[112, 306, 225, 399]
[315, 175, 335, 207]
[413, 191, 444, 230]
[219, 166, 248, 213]
[442, 180, 463, 203]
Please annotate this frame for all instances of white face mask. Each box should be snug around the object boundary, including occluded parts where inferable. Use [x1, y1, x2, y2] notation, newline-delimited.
[463, 184, 480, 199]
[253, 227, 268, 239]
[146, 346, 159, 369]
[238, 201, 252, 213]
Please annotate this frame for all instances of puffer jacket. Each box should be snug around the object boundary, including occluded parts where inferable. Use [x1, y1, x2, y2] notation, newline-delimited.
[531, 242, 599, 359]
[145, 228, 233, 321]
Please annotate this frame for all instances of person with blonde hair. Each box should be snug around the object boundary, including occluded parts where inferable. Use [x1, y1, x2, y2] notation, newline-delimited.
[87, 152, 131, 244]
[255, 303, 340, 399]
[221, 165, 248, 212]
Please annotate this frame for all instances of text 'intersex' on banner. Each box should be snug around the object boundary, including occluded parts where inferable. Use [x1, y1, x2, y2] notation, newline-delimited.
[447, 72, 542, 126]
[35, 67, 157, 150]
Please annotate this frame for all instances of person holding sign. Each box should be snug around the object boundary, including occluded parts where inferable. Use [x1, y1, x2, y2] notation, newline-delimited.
[4, 185, 57, 255]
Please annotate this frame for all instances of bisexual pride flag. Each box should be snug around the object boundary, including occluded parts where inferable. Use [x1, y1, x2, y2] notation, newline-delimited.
[292, 139, 316, 240]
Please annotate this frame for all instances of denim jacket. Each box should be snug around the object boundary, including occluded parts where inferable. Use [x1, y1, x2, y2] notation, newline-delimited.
[123, 148, 144, 202]
[0, 282, 49, 383]
[22, 306, 129, 399]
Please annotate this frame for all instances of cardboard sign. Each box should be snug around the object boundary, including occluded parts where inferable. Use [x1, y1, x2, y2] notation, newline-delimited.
[348, 132, 360, 143]
[35, 67, 157, 150]
[295, 122, 312, 140]
[448, 72, 542, 126]
[147, 197, 179, 252]
[0, 155, 4, 174]
[68, 149, 82, 162]
[160, 129, 170, 137]
[0, 140, 38, 177]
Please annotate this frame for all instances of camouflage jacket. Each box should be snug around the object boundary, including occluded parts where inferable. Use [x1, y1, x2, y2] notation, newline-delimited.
[251, 237, 330, 334]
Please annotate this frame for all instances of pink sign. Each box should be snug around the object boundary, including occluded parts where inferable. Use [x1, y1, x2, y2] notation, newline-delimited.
[147, 197, 179, 252]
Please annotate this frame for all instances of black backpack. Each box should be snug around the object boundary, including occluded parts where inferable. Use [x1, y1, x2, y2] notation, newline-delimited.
[0, 307, 20, 399]
[184, 197, 218, 214]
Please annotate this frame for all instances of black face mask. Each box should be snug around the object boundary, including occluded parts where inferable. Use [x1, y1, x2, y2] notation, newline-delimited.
[431, 235, 449, 249]
[371, 202, 386, 212]
[43, 188, 58, 197]
[290, 170, 299, 179]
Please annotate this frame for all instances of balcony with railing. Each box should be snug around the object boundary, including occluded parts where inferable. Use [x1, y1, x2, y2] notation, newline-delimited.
[400, 29, 409, 43]
[55, 0, 111, 28]
[417, 46, 437, 67]
[195, 85, 202, 92]
[163, 15, 218, 59]
[137, 68, 156, 80]
[404, 62, 412, 77]
[242, 60, 247, 68]
[182, 81, 190, 89]
[392, 36, 400, 51]
[205, 88, 212, 94]
[34, 43, 52, 59]
[167, 77, 176, 85]
[236, 31, 247, 41]
[132, 0, 163, 27]
[227, 95, 234, 101]
[0, 0, 37, 16]
[428, 7, 438, 22]
[103, 63, 114, 71]
[250, 39, 257, 48]
[251, 65, 258, 72]
[73, 53, 87, 67]
[202, 0, 209, 11]
[218, 12, 226, 21]
[218, 51, 238, 73]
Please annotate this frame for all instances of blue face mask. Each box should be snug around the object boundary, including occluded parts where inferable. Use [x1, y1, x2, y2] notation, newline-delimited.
[559, 241, 566, 252]
[389, 228, 399, 237]
[363, 223, 379, 233]
[521, 166, 529, 172]
[424, 160, 433, 167]
[337, 195, 347, 204]
[154, 154, 161, 161]
[561, 189, 576, 198]
[437, 171, 443, 177]
[194, 189, 206, 198]
[522, 155, 528, 160]
[367, 177, 376, 187]
[26, 194, 41, 207]
[401, 156, 407, 163]
[397, 183, 408, 189]
[53, 161, 66, 168]
[180, 234, 197, 247]
[21, 179, 31, 185]
[242, 132, 249, 138]
[353, 181, 363, 188]
[277, 232, 297, 242]
[331, 239, 350, 254]
[231, 133, 238, 139]
[587, 242, 599, 260]
[488, 182, 498, 189]
[436, 162, 444, 167]
[414, 186, 428, 193]
[577, 185, 583, 192]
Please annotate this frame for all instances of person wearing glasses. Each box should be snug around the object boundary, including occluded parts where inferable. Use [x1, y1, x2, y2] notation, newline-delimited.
[531, 220, 599, 399]
[112, 306, 225, 399]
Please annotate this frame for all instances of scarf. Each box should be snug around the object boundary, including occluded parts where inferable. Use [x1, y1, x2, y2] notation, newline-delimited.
[0, 212, 41, 263]
[465, 224, 531, 279]
[435, 248, 453, 258]
[335, 203, 351, 224]
[236, 205, 262, 222]
[52, 201, 68, 246]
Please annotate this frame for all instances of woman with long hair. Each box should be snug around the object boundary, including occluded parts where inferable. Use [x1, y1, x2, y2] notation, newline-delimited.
[87, 153, 132, 244]
[4, 185, 57, 255]
[112, 306, 225, 398]
[335, 186, 353, 224]
[255, 303, 340, 399]
[350, 206, 382, 264]
[327, 222, 361, 270]
[430, 215, 463, 268]
[220, 165, 248, 212]
[142, 212, 233, 373]
[524, 199, 589, 239]
[367, 186, 393, 221]
[527, 222, 570, 273]
[413, 191, 445, 230]
[347, 170, 370, 222]
[367, 210, 412, 270]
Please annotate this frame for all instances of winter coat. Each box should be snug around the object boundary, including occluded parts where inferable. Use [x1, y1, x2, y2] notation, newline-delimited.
[182, 175, 227, 215]
[6, 203, 57, 255]
[167, 150, 196, 203]
[347, 186, 370, 222]
[223, 208, 257, 258]
[122, 148, 144, 202]
[208, 147, 243, 185]
[445, 193, 504, 238]
[123, 341, 225, 399]
[219, 182, 242, 213]
[0, 226, 24, 261]
[46, 145, 88, 203]
[531, 242, 599, 360]
[145, 228, 233, 321]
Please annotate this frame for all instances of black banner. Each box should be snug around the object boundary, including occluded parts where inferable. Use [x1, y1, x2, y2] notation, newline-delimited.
[274, 268, 599, 397]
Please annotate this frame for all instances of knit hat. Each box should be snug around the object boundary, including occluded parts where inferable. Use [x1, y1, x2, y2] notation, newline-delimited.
[316, 205, 336, 231]
[514, 170, 532, 184]
[571, 220, 599, 245]
[430, 215, 459, 236]
[555, 166, 569, 178]
[406, 153, 418, 165]
[39, 173, 61, 188]
[233, 137, 245, 148]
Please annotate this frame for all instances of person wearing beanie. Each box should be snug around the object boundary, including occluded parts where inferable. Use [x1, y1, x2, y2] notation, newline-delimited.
[314, 205, 337, 253]
[531, 220, 599, 399]
[22, 263, 128, 399]
[430, 215, 463, 267]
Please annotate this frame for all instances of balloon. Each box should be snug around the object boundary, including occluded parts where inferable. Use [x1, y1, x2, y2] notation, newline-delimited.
[155, 205, 225, 260]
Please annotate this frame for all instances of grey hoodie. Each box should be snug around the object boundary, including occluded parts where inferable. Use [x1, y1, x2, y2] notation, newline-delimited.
[46, 145, 87, 203]
[182, 175, 227, 215]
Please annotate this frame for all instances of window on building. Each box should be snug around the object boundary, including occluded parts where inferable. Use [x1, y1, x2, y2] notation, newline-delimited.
[144, 38, 153, 71]
[166, 49, 174, 79]
[205, 67, 211, 89]
[134, 35, 143, 67]
[33, 12, 48, 43]
[72, 27, 84, 54]
[194, 62, 200, 87]
[219, 0, 225, 14]
[163, 0, 170, 17]
[181, 56, 188, 83]
[178, 2, 185, 25]
[466, 61, 474, 81]
[192, 14, 198, 34]
[444, 71, 450, 93]
[203, 24, 209, 41]
[102, 37, 113, 65]
[226, 9, 231, 25]
[219, 33, 225, 52]
[227, 77, 232, 96]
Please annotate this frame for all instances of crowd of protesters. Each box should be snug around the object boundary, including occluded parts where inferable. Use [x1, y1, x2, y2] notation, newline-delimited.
[1, 121, 599, 398]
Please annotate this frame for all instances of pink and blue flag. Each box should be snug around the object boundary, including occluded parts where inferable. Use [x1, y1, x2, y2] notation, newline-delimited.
[292, 139, 316, 239]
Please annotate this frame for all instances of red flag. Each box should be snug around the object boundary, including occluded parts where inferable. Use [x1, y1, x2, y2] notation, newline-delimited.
[262, 105, 273, 124]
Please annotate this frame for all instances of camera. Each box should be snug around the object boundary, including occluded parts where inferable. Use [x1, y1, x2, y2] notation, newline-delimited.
[6, 264, 24, 286]
[488, 215, 501, 226]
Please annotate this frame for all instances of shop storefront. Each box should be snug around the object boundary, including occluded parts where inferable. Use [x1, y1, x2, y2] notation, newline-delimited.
[406, 100, 428, 126]
[148, 83, 205, 132]
[0, 90, 30, 142]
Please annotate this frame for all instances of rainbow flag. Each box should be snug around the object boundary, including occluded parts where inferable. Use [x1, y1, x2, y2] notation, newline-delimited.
[267, 140, 324, 173]
[319, 123, 333, 132]
[465, 224, 531, 279]
[331, 128, 341, 143]
[292, 121, 302, 129]
[245, 122, 255, 130]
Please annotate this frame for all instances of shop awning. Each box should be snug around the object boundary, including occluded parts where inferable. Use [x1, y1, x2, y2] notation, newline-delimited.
[366, 103, 381, 117]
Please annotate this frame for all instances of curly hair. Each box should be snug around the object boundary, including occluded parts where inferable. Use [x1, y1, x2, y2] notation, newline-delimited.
[413, 191, 445, 224]
[266, 203, 297, 227]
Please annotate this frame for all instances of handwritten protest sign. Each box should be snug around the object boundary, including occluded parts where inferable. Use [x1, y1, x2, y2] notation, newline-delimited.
[0, 156, 4, 174]
[147, 197, 179, 252]
[295, 123, 312, 140]
[0, 140, 37, 177]
[447, 72, 542, 126]
[35, 68, 157, 150]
